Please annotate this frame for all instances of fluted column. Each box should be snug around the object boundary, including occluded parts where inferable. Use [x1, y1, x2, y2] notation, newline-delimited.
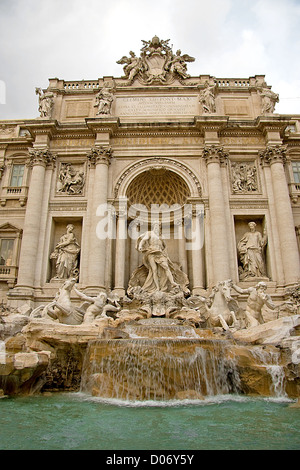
[203, 145, 231, 283]
[175, 218, 188, 275]
[17, 149, 55, 290]
[260, 145, 300, 285]
[114, 203, 127, 296]
[129, 220, 139, 276]
[191, 208, 205, 293]
[87, 146, 112, 290]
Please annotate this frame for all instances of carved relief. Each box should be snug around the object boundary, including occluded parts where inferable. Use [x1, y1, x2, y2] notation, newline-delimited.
[56, 162, 85, 195]
[231, 162, 258, 194]
[117, 36, 195, 85]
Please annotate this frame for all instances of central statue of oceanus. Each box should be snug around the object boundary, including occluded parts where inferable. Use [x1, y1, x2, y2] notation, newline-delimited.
[127, 223, 190, 298]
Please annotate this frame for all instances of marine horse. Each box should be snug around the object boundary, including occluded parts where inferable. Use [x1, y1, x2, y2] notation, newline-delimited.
[30, 278, 84, 325]
[205, 279, 239, 330]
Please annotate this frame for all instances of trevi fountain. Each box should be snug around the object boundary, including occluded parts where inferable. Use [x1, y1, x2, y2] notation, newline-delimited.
[0, 35, 300, 450]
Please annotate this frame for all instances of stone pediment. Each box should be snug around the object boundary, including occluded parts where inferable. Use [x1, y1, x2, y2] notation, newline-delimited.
[116, 36, 195, 86]
[0, 223, 22, 234]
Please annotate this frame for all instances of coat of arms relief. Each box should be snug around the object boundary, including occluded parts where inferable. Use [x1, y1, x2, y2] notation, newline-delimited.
[117, 36, 195, 85]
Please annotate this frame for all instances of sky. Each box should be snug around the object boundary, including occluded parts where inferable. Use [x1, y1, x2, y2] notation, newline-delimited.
[0, 0, 300, 120]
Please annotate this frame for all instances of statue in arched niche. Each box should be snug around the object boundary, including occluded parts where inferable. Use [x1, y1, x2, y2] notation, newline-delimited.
[128, 223, 189, 297]
[50, 224, 80, 279]
[237, 221, 268, 280]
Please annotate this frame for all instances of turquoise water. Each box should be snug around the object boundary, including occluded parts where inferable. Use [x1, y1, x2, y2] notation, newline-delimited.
[0, 393, 299, 450]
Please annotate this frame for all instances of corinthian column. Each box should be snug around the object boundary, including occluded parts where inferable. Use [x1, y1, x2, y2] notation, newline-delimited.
[17, 149, 56, 290]
[86, 146, 112, 290]
[114, 204, 127, 297]
[260, 145, 300, 285]
[203, 145, 231, 283]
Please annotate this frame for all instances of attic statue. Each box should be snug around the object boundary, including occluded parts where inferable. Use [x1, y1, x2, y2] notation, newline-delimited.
[35, 87, 54, 118]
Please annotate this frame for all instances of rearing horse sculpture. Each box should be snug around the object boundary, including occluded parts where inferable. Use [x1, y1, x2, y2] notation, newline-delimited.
[204, 280, 239, 330]
[30, 278, 84, 325]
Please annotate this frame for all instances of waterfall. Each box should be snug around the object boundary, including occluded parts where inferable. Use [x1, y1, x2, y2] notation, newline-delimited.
[250, 346, 287, 397]
[80, 336, 242, 401]
[0, 340, 6, 365]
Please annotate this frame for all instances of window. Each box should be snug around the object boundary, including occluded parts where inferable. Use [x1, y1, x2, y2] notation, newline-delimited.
[0, 239, 14, 266]
[10, 164, 24, 187]
[292, 161, 300, 184]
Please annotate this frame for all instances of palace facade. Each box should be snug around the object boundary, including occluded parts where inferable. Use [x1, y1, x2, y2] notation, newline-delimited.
[0, 36, 299, 308]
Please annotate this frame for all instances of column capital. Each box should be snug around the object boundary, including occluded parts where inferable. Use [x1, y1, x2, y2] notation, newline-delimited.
[27, 148, 56, 168]
[259, 145, 287, 166]
[203, 145, 229, 165]
[87, 146, 112, 167]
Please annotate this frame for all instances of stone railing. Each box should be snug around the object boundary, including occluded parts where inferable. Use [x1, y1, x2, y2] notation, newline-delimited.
[63, 81, 100, 91]
[217, 79, 250, 88]
[0, 265, 18, 284]
[289, 182, 300, 203]
[1, 186, 28, 207]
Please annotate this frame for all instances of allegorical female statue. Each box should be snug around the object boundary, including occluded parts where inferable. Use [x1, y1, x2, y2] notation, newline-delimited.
[237, 221, 268, 280]
[50, 224, 80, 279]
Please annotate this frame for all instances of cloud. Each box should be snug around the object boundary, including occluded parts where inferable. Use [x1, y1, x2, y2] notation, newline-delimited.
[0, 0, 299, 118]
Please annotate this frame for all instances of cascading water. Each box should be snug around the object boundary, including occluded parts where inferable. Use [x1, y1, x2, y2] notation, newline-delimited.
[80, 319, 242, 401]
[80, 318, 290, 401]
[249, 346, 287, 397]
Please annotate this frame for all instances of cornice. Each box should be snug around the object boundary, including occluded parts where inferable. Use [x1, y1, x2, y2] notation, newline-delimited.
[23, 120, 59, 140]
[85, 117, 120, 136]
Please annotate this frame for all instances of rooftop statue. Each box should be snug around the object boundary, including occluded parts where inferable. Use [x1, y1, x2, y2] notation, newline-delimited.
[117, 36, 195, 85]
[35, 87, 54, 118]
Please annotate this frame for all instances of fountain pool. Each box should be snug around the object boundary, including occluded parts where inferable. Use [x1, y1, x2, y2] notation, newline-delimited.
[0, 392, 299, 450]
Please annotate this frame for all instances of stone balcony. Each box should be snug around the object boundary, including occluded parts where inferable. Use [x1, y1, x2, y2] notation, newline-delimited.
[0, 186, 28, 207]
[289, 182, 300, 204]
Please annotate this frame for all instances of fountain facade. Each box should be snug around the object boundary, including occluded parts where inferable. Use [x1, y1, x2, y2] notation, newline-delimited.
[0, 37, 300, 402]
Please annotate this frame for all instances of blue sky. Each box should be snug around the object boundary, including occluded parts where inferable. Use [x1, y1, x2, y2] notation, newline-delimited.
[0, 0, 300, 119]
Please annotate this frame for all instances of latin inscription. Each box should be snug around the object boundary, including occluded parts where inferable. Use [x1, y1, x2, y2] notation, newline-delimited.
[115, 96, 199, 117]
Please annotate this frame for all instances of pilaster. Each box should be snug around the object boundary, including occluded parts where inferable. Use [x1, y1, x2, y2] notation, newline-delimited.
[14, 148, 56, 295]
[86, 145, 112, 291]
[203, 145, 231, 283]
[260, 145, 300, 285]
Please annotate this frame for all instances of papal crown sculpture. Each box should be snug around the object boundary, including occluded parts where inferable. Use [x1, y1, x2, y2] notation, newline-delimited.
[117, 35, 195, 85]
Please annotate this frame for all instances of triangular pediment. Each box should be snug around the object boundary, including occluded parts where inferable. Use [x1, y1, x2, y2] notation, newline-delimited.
[0, 223, 22, 234]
